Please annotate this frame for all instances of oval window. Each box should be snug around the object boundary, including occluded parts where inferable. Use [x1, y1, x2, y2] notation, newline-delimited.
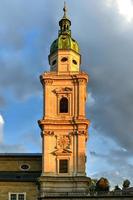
[72, 59, 77, 65]
[61, 57, 68, 62]
[52, 60, 56, 65]
[20, 164, 30, 171]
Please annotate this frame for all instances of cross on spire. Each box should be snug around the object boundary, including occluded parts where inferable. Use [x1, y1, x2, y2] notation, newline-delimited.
[63, 1, 67, 18]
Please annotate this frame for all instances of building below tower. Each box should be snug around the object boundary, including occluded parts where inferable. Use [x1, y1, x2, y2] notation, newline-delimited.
[0, 153, 41, 200]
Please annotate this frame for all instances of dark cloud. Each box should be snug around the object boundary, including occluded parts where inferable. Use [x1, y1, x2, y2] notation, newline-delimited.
[0, 64, 41, 100]
[0, 96, 6, 107]
[0, 0, 57, 100]
[79, 1, 133, 153]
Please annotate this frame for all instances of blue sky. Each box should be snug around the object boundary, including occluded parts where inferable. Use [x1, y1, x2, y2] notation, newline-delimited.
[0, 0, 133, 188]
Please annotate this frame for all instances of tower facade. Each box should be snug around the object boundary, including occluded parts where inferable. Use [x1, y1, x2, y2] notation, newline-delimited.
[38, 4, 90, 197]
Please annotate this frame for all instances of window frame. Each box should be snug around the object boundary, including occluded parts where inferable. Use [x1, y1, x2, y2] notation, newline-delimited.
[56, 157, 70, 175]
[59, 159, 68, 173]
[9, 193, 26, 200]
[57, 94, 71, 116]
[20, 163, 30, 171]
[59, 97, 69, 113]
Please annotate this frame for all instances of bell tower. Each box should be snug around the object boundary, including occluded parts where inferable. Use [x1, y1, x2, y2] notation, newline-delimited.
[38, 3, 90, 198]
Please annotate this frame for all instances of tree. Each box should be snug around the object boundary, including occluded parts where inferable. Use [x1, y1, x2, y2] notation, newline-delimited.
[114, 185, 121, 191]
[89, 179, 97, 195]
[123, 179, 130, 189]
[96, 177, 110, 192]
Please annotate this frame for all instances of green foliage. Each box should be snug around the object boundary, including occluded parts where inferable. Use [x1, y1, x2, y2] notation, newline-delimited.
[96, 177, 110, 192]
[123, 179, 130, 189]
[114, 185, 121, 191]
[88, 178, 97, 195]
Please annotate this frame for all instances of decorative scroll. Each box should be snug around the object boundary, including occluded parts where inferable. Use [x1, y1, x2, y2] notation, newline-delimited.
[44, 79, 53, 85]
[78, 79, 85, 84]
[52, 87, 72, 94]
[78, 131, 87, 135]
[57, 135, 71, 150]
[69, 130, 87, 136]
[42, 131, 54, 136]
[52, 135, 72, 155]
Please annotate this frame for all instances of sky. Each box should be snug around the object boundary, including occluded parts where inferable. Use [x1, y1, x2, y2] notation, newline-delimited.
[0, 0, 133, 188]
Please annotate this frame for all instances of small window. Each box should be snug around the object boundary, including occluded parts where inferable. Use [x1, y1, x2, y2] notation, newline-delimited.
[72, 59, 77, 65]
[52, 60, 56, 65]
[59, 160, 68, 173]
[10, 194, 16, 200]
[9, 193, 26, 200]
[60, 97, 68, 113]
[20, 164, 30, 171]
[61, 57, 68, 62]
[18, 194, 25, 200]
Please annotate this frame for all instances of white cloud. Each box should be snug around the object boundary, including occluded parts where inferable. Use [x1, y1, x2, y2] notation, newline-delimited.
[0, 114, 4, 143]
[107, 0, 133, 22]
[116, 0, 133, 22]
[87, 92, 95, 107]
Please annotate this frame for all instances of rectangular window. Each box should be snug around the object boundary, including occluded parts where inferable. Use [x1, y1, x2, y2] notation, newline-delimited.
[9, 193, 26, 200]
[59, 159, 68, 173]
[11, 194, 17, 200]
[18, 194, 25, 200]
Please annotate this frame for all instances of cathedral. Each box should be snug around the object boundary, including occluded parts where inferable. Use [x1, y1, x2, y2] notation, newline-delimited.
[0, 4, 91, 200]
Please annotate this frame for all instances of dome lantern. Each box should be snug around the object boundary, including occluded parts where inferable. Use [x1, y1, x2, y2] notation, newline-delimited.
[50, 2, 80, 55]
[49, 3, 81, 73]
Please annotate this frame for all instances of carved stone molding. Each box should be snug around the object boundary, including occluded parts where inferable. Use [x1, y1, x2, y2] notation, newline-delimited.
[70, 130, 87, 136]
[42, 131, 54, 136]
[78, 130, 87, 135]
[51, 135, 72, 156]
[52, 87, 72, 94]
[44, 79, 53, 85]
[56, 135, 71, 150]
[78, 79, 85, 84]
[72, 79, 78, 84]
[57, 135, 71, 149]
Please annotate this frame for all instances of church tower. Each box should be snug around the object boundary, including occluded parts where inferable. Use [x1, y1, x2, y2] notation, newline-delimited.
[38, 3, 90, 198]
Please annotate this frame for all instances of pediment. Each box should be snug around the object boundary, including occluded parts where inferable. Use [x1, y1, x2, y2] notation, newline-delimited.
[52, 87, 72, 94]
[52, 148, 72, 156]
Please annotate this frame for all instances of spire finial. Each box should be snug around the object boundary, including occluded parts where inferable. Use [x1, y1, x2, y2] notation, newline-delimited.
[63, 1, 67, 18]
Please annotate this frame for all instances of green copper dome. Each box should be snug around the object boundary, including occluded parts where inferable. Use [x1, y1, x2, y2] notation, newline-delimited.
[50, 3, 80, 55]
[50, 35, 80, 54]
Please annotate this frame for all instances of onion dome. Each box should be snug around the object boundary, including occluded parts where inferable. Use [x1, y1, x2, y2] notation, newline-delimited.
[50, 2, 80, 54]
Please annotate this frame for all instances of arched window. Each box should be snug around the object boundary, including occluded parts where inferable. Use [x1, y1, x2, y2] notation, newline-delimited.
[60, 97, 68, 113]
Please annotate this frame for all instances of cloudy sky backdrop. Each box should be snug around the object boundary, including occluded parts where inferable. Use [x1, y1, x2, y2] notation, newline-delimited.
[0, 0, 133, 188]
